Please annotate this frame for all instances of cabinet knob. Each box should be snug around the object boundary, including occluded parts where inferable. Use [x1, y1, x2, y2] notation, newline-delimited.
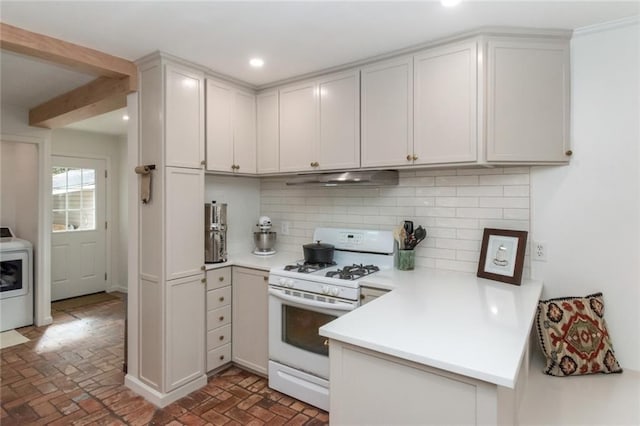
[236, 164, 240, 170]
[565, 150, 573, 156]
[406, 154, 412, 161]
[201, 265, 206, 271]
[310, 161, 319, 167]
[218, 276, 224, 282]
[219, 316, 224, 321]
[200, 160, 206, 166]
[219, 296, 224, 302]
[412, 155, 418, 161]
[323, 339, 329, 347]
[201, 278, 206, 284]
[263, 276, 268, 282]
[219, 355, 225, 361]
[219, 335, 224, 341]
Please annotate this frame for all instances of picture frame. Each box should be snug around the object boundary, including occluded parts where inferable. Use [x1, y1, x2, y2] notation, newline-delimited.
[477, 228, 528, 285]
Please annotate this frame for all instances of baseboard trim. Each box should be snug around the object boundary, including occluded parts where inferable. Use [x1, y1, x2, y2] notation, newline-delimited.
[124, 374, 207, 407]
[107, 285, 128, 293]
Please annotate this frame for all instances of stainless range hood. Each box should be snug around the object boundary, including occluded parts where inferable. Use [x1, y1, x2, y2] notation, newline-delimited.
[285, 170, 398, 186]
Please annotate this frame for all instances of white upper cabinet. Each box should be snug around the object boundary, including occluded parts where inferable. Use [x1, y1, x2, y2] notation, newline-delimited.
[361, 56, 413, 168]
[279, 80, 317, 172]
[318, 70, 360, 171]
[165, 64, 205, 169]
[205, 78, 257, 173]
[205, 79, 234, 172]
[485, 38, 570, 163]
[256, 90, 279, 173]
[413, 41, 478, 165]
[279, 70, 360, 172]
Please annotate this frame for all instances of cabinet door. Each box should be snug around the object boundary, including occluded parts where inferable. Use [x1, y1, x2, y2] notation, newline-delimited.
[166, 274, 205, 392]
[414, 42, 478, 164]
[165, 167, 204, 280]
[165, 64, 205, 168]
[361, 57, 413, 168]
[205, 79, 234, 172]
[486, 39, 570, 162]
[233, 90, 257, 174]
[232, 267, 268, 375]
[318, 70, 360, 170]
[279, 81, 317, 172]
[257, 90, 279, 173]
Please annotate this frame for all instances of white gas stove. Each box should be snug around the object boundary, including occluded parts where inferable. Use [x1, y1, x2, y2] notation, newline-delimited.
[268, 228, 394, 411]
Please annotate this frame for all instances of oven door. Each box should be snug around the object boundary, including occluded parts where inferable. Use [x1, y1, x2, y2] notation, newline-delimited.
[0, 249, 29, 299]
[268, 286, 356, 379]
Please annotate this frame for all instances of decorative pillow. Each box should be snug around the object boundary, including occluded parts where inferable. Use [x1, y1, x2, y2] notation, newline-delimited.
[535, 292, 622, 376]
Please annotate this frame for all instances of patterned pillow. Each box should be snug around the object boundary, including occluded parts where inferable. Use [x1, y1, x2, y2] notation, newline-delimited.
[535, 292, 622, 376]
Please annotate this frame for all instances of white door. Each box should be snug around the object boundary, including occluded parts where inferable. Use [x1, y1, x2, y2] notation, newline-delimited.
[51, 156, 107, 301]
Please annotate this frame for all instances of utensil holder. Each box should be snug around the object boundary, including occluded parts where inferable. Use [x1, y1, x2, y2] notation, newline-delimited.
[396, 249, 415, 271]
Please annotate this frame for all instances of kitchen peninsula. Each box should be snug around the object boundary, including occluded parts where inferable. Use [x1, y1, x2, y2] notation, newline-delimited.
[320, 269, 543, 425]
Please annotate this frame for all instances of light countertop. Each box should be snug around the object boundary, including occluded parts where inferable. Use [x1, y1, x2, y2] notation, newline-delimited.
[205, 250, 301, 272]
[320, 267, 543, 388]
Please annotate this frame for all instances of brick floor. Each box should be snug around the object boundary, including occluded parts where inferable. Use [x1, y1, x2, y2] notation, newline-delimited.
[0, 293, 329, 425]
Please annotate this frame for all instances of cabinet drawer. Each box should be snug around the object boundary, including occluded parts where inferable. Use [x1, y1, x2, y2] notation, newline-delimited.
[207, 324, 231, 350]
[207, 286, 231, 311]
[207, 305, 231, 329]
[207, 343, 231, 371]
[206, 267, 231, 291]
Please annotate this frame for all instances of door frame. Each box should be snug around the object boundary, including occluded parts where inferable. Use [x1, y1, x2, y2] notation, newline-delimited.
[1, 132, 52, 326]
[51, 153, 111, 299]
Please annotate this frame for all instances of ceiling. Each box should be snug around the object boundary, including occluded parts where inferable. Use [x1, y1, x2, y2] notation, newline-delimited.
[1, 1, 638, 135]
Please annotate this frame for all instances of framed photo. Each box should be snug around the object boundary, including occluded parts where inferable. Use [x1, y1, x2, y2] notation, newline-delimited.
[477, 228, 528, 285]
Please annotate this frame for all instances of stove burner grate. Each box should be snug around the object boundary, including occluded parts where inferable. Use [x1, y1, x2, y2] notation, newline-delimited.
[283, 261, 337, 274]
[325, 264, 380, 280]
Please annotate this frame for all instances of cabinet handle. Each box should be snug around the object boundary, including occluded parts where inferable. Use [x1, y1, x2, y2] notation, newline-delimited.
[565, 150, 573, 156]
[219, 355, 225, 361]
[219, 296, 224, 302]
[219, 316, 224, 321]
[218, 276, 224, 282]
[406, 154, 412, 161]
[201, 265, 206, 271]
[323, 339, 329, 347]
[201, 278, 206, 284]
[200, 160, 206, 166]
[219, 335, 224, 341]
[263, 276, 268, 281]
[310, 161, 319, 167]
[412, 155, 418, 161]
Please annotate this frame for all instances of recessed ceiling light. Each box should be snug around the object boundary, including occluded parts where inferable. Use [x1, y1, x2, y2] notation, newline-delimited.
[441, 0, 461, 7]
[249, 58, 264, 68]
[122, 114, 130, 121]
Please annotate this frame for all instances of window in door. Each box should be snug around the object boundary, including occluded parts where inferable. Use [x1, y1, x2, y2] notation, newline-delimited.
[52, 167, 96, 232]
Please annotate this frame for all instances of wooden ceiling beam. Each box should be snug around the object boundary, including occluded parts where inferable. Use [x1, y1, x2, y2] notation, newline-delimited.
[0, 22, 137, 88]
[29, 76, 132, 128]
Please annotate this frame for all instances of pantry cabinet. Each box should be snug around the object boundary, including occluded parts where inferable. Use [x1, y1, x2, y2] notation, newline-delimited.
[205, 78, 257, 174]
[279, 70, 360, 172]
[232, 267, 269, 375]
[485, 38, 571, 163]
[413, 41, 478, 165]
[256, 90, 279, 173]
[361, 56, 413, 168]
[164, 64, 205, 169]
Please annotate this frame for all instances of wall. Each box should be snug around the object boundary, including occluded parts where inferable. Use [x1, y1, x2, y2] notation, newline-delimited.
[261, 167, 531, 274]
[0, 141, 38, 246]
[205, 175, 261, 255]
[531, 19, 639, 371]
[51, 128, 128, 292]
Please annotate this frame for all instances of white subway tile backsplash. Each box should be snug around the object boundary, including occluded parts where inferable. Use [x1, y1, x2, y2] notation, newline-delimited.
[261, 166, 530, 276]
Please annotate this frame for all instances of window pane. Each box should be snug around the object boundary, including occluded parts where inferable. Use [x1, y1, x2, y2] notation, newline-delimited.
[52, 211, 67, 232]
[52, 166, 97, 232]
[82, 169, 95, 188]
[79, 209, 95, 230]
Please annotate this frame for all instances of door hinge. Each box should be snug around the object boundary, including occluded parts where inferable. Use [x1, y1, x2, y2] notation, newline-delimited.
[104, 272, 107, 281]
[105, 170, 108, 178]
[105, 221, 108, 230]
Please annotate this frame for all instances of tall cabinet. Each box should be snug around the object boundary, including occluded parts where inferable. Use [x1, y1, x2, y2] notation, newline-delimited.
[132, 55, 207, 406]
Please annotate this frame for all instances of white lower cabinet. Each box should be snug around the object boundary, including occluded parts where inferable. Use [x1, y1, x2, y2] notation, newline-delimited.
[232, 267, 269, 375]
[166, 274, 205, 392]
[206, 267, 232, 372]
[329, 341, 518, 425]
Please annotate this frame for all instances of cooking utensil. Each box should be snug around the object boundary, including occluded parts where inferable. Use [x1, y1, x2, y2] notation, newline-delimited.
[403, 220, 413, 235]
[303, 240, 335, 264]
[399, 228, 407, 250]
[413, 226, 427, 246]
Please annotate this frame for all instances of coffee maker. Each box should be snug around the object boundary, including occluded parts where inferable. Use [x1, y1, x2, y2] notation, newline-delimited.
[204, 201, 227, 263]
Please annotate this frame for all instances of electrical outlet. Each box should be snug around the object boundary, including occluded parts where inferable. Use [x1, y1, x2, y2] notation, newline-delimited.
[281, 221, 290, 236]
[533, 241, 547, 261]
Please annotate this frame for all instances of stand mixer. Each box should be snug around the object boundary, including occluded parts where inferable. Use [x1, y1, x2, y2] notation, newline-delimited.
[253, 216, 277, 255]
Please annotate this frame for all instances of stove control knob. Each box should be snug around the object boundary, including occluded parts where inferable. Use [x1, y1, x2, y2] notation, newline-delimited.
[330, 287, 340, 296]
[286, 279, 295, 288]
[321, 286, 329, 294]
[278, 278, 286, 286]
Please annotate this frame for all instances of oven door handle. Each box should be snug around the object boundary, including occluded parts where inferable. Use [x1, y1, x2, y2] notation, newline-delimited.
[268, 288, 357, 312]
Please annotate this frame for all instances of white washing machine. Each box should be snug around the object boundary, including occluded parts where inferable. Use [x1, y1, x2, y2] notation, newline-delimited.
[0, 227, 34, 332]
